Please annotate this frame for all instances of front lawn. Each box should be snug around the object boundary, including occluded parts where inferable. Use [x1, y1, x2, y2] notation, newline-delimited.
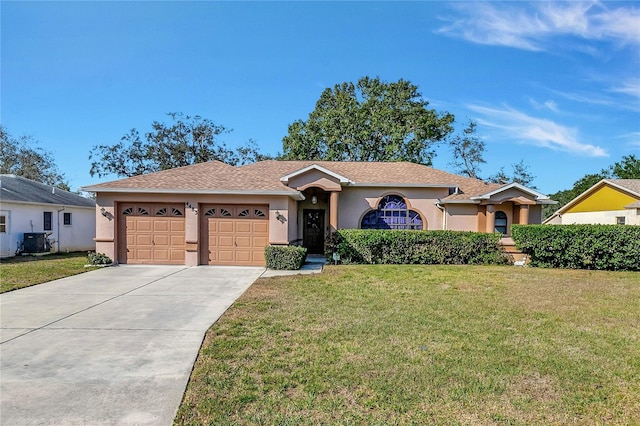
[0, 252, 96, 293]
[176, 265, 640, 425]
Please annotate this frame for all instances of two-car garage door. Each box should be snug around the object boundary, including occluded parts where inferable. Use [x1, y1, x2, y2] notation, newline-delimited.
[119, 203, 269, 266]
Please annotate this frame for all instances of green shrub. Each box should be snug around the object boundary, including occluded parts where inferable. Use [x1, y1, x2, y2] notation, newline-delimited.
[265, 245, 308, 270]
[326, 230, 509, 265]
[87, 252, 112, 265]
[512, 224, 640, 271]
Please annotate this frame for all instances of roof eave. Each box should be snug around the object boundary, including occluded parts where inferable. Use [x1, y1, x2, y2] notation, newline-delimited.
[80, 187, 304, 200]
[352, 183, 456, 188]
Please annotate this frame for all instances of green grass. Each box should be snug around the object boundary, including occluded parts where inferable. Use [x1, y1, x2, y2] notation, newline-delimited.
[176, 265, 640, 425]
[0, 252, 97, 293]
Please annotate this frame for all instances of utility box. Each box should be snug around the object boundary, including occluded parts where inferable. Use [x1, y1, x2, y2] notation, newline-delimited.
[23, 233, 48, 253]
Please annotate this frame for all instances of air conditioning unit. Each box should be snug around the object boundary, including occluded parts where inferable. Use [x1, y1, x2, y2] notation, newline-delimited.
[23, 233, 49, 253]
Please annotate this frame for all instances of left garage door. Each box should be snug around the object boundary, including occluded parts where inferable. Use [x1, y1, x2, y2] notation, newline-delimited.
[118, 204, 185, 265]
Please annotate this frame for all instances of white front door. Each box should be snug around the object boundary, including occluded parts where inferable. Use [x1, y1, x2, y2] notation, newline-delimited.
[0, 210, 11, 257]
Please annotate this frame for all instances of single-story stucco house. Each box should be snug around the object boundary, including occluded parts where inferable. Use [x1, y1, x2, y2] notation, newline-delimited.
[0, 174, 96, 258]
[81, 160, 555, 266]
[544, 179, 640, 226]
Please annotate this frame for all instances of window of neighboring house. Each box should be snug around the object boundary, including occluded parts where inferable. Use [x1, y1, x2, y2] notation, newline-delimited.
[616, 216, 626, 225]
[63, 212, 72, 226]
[361, 195, 423, 230]
[494, 211, 508, 234]
[44, 211, 53, 231]
[0, 215, 6, 233]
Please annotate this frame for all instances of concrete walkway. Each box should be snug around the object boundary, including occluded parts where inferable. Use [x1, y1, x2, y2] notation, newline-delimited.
[0, 265, 265, 425]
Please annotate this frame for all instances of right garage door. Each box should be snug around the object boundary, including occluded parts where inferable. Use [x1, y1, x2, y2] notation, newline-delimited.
[200, 205, 269, 266]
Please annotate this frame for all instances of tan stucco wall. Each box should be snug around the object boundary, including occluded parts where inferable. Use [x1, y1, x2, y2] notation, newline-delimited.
[338, 187, 449, 230]
[446, 204, 479, 232]
[95, 192, 291, 265]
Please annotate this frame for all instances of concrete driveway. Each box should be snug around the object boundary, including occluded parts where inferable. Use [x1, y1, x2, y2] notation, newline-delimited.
[0, 265, 265, 425]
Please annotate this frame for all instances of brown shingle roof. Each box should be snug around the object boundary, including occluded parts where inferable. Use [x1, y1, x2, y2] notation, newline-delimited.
[82, 160, 298, 195]
[83, 159, 537, 203]
[607, 179, 640, 196]
[241, 160, 503, 199]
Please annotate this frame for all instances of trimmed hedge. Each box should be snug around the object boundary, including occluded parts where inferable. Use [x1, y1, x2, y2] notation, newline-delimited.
[326, 229, 509, 265]
[265, 245, 308, 270]
[512, 224, 640, 271]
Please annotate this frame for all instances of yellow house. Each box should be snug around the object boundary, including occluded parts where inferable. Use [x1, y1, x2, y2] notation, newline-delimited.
[544, 179, 640, 226]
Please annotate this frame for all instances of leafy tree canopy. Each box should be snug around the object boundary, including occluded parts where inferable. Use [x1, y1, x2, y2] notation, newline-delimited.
[449, 119, 486, 179]
[281, 76, 455, 165]
[89, 112, 270, 178]
[487, 160, 536, 188]
[0, 125, 70, 190]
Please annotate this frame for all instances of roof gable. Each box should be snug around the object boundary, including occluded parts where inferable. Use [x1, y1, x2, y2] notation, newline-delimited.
[279, 164, 353, 185]
[553, 179, 640, 216]
[0, 175, 95, 208]
[470, 182, 552, 202]
[566, 183, 638, 213]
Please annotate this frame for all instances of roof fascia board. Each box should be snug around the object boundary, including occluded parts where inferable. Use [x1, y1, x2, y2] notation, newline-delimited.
[279, 164, 353, 184]
[606, 180, 640, 198]
[80, 187, 305, 200]
[352, 183, 455, 188]
[436, 199, 480, 204]
[0, 200, 95, 209]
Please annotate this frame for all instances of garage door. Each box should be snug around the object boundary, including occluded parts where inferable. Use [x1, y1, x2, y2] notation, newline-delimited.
[201, 205, 269, 266]
[118, 204, 185, 265]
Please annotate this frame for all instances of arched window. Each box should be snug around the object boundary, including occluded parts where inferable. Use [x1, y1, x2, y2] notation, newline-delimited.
[361, 195, 423, 230]
[494, 211, 508, 234]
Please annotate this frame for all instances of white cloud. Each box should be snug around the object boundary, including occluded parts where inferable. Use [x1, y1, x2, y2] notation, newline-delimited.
[530, 98, 560, 112]
[436, 1, 640, 51]
[611, 78, 640, 103]
[467, 104, 608, 157]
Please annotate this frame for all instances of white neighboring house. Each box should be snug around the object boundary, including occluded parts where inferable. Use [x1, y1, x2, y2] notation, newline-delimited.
[544, 179, 640, 226]
[0, 175, 96, 258]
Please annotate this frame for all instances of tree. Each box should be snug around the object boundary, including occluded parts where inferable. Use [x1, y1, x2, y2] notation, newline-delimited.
[487, 160, 536, 187]
[0, 125, 69, 190]
[609, 154, 640, 179]
[449, 120, 485, 179]
[281, 76, 455, 165]
[89, 113, 269, 178]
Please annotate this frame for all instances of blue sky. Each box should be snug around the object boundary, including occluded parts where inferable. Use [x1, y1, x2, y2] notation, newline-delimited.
[2, 1, 639, 195]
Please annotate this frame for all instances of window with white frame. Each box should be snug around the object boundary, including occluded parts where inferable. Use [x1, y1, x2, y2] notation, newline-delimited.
[616, 216, 626, 225]
[0, 215, 6, 233]
[63, 212, 72, 226]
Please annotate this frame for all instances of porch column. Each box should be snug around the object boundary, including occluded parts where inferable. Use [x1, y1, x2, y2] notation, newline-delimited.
[485, 205, 495, 233]
[329, 191, 339, 231]
[519, 205, 530, 225]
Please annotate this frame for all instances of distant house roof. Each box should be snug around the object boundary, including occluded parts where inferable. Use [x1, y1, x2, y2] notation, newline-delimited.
[0, 175, 95, 208]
